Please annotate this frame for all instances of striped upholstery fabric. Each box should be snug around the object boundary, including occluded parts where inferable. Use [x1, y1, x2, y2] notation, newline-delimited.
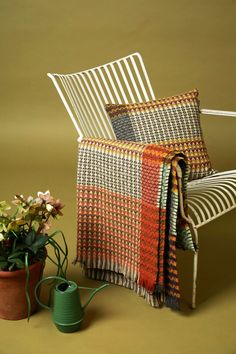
[105, 89, 215, 180]
[75, 138, 195, 309]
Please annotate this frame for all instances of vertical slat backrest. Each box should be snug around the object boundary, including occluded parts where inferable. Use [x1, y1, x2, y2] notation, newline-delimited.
[47, 52, 156, 140]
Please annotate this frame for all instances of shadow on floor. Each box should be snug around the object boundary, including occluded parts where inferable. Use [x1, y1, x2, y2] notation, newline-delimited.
[178, 211, 236, 315]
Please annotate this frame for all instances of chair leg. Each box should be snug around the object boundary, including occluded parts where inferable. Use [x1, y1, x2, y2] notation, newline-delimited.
[191, 226, 199, 309]
[192, 250, 198, 309]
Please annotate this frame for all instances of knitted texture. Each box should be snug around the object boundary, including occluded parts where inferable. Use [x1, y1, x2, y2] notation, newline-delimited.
[75, 138, 195, 309]
[105, 89, 215, 181]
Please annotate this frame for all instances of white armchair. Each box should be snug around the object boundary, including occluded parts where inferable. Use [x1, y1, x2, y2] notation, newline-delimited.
[47, 53, 236, 308]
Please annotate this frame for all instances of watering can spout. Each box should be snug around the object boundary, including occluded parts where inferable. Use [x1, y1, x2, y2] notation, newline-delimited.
[80, 283, 109, 310]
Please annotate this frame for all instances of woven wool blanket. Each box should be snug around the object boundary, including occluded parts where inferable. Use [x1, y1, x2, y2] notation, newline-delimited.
[75, 138, 194, 309]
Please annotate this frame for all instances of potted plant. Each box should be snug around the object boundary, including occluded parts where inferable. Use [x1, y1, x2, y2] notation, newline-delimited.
[0, 190, 68, 320]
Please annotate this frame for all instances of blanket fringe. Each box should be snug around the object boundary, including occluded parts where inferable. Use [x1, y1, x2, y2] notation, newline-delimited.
[165, 296, 180, 310]
[82, 266, 180, 309]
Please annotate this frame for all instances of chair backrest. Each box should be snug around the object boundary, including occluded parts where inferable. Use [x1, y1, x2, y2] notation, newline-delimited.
[47, 53, 156, 140]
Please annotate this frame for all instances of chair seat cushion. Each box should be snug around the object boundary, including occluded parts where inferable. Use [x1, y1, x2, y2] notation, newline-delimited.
[105, 89, 215, 180]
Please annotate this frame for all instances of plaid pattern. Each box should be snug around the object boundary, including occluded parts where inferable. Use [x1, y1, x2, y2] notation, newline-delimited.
[75, 138, 195, 309]
[105, 89, 215, 180]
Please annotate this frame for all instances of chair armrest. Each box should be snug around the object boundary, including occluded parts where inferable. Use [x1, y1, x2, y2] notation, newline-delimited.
[201, 109, 236, 118]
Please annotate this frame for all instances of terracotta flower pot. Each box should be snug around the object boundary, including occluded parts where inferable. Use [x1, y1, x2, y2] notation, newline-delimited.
[0, 260, 45, 320]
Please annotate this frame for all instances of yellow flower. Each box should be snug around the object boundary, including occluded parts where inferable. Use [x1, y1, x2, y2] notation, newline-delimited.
[0, 223, 8, 233]
[46, 204, 54, 212]
[0, 201, 11, 216]
[11, 195, 25, 205]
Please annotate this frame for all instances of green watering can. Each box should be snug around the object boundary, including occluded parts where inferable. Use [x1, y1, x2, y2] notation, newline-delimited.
[35, 276, 109, 333]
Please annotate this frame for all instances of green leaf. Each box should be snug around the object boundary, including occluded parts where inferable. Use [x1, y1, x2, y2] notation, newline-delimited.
[0, 261, 8, 270]
[8, 251, 25, 259]
[0, 255, 7, 261]
[14, 243, 27, 251]
[25, 230, 36, 246]
[0, 216, 9, 223]
[8, 263, 15, 271]
[25, 214, 32, 221]
[29, 234, 49, 254]
[8, 257, 25, 269]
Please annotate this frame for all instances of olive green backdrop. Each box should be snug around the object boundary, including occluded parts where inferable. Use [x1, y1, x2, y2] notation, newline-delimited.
[0, 1, 236, 354]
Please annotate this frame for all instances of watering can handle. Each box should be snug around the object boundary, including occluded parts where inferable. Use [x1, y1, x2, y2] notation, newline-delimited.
[34, 276, 68, 310]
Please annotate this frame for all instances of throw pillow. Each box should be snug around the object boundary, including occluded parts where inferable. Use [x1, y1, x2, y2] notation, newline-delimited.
[105, 89, 215, 180]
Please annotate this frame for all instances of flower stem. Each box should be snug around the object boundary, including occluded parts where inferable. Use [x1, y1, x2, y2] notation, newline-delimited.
[24, 252, 31, 322]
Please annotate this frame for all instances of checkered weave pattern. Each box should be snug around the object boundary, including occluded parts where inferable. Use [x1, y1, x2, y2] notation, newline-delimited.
[75, 138, 194, 309]
[105, 89, 215, 180]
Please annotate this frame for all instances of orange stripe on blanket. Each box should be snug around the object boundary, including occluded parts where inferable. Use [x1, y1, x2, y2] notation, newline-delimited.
[139, 145, 167, 292]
